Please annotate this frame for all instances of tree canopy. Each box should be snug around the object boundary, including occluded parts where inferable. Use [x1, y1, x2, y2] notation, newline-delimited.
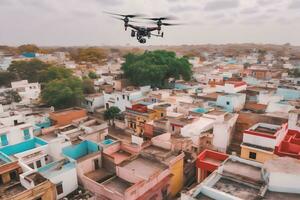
[104, 106, 121, 126]
[41, 77, 84, 109]
[88, 71, 98, 79]
[121, 50, 192, 88]
[0, 71, 16, 87]
[82, 78, 96, 94]
[8, 59, 50, 82]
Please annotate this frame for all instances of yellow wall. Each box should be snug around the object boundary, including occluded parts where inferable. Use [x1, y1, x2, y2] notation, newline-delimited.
[169, 158, 184, 197]
[241, 145, 275, 163]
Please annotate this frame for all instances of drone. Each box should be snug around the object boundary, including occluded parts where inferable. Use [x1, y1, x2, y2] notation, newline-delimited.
[105, 12, 181, 44]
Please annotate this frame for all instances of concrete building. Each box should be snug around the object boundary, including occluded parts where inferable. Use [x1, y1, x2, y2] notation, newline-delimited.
[104, 86, 151, 111]
[38, 159, 78, 199]
[215, 81, 247, 94]
[181, 156, 300, 200]
[240, 122, 287, 163]
[11, 80, 41, 104]
[124, 104, 166, 136]
[82, 93, 104, 113]
[49, 107, 87, 127]
[196, 149, 228, 183]
[216, 93, 246, 112]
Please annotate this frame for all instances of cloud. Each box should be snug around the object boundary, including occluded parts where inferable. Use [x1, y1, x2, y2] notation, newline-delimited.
[240, 7, 260, 15]
[288, 0, 300, 9]
[94, 0, 123, 6]
[204, 0, 239, 11]
[169, 5, 200, 13]
[208, 13, 225, 19]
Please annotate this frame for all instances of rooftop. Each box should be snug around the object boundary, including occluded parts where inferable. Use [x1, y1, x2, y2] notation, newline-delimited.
[0, 137, 47, 157]
[102, 176, 133, 194]
[120, 156, 167, 180]
[38, 159, 76, 178]
[62, 140, 100, 161]
[212, 177, 260, 200]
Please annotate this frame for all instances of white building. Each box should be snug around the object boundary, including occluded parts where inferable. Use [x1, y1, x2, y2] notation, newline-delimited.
[216, 81, 247, 94]
[82, 93, 104, 112]
[103, 86, 151, 111]
[11, 80, 41, 104]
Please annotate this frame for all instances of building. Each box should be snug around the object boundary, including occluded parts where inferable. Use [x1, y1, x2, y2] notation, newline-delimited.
[104, 86, 151, 111]
[216, 93, 246, 112]
[124, 104, 166, 136]
[0, 152, 56, 200]
[215, 81, 247, 93]
[11, 80, 41, 104]
[49, 107, 87, 127]
[196, 150, 228, 183]
[181, 156, 300, 200]
[83, 93, 104, 113]
[240, 122, 287, 163]
[38, 159, 78, 199]
[0, 122, 34, 147]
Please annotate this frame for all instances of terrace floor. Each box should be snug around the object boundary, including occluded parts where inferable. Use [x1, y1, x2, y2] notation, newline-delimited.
[0, 181, 26, 200]
[213, 177, 259, 200]
[85, 168, 115, 183]
[103, 177, 133, 194]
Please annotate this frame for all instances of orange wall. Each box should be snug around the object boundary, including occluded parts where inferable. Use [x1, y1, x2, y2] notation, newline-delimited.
[50, 108, 87, 126]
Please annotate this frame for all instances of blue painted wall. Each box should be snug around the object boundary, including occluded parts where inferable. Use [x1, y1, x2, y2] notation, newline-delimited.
[216, 95, 234, 112]
[276, 88, 300, 101]
[0, 137, 47, 156]
[63, 140, 100, 160]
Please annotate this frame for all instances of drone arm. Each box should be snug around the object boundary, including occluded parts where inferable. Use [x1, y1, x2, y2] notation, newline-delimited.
[127, 24, 139, 30]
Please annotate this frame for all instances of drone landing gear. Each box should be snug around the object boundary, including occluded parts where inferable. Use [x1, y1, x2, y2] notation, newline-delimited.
[131, 30, 135, 37]
[139, 38, 146, 44]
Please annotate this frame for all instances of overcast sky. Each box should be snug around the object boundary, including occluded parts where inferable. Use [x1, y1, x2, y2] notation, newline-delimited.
[1, 0, 300, 46]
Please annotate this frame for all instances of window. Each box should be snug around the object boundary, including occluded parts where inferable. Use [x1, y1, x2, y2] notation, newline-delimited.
[249, 152, 257, 160]
[117, 97, 119, 101]
[28, 163, 34, 169]
[172, 125, 175, 132]
[56, 182, 64, 195]
[226, 101, 230, 105]
[0, 134, 8, 146]
[122, 95, 125, 99]
[161, 113, 164, 117]
[36, 160, 42, 168]
[94, 159, 99, 170]
[127, 96, 129, 101]
[23, 129, 31, 140]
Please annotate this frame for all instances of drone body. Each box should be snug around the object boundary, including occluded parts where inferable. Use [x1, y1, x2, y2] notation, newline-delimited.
[105, 12, 179, 44]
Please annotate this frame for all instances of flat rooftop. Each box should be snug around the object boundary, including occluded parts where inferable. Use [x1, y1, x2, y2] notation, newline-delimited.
[0, 181, 26, 200]
[121, 156, 167, 180]
[213, 177, 259, 200]
[264, 191, 300, 200]
[85, 168, 115, 184]
[102, 176, 133, 194]
[254, 126, 277, 135]
[223, 159, 262, 184]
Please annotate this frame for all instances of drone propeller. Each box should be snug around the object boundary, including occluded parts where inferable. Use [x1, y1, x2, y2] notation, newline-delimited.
[111, 16, 140, 23]
[148, 21, 182, 26]
[104, 11, 144, 18]
[143, 16, 175, 21]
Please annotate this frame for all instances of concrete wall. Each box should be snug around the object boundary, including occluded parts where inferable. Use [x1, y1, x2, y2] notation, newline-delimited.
[240, 145, 275, 163]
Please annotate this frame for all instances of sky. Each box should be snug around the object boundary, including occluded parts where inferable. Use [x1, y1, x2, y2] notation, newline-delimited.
[0, 0, 300, 46]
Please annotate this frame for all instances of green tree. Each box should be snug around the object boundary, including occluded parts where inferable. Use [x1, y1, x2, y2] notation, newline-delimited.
[88, 71, 98, 79]
[38, 66, 73, 83]
[8, 59, 50, 82]
[0, 71, 16, 87]
[82, 78, 95, 94]
[122, 50, 192, 88]
[41, 77, 83, 109]
[104, 106, 121, 126]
